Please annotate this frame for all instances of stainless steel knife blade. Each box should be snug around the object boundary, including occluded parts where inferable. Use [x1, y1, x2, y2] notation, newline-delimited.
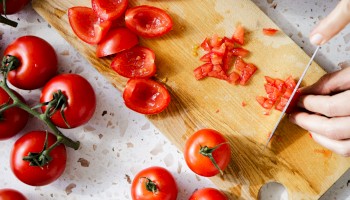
[263, 46, 321, 150]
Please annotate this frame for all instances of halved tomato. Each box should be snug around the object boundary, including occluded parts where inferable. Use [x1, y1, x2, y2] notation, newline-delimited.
[96, 27, 139, 57]
[123, 79, 170, 114]
[111, 46, 156, 78]
[68, 6, 112, 45]
[125, 5, 173, 38]
[92, 0, 128, 21]
[263, 28, 278, 36]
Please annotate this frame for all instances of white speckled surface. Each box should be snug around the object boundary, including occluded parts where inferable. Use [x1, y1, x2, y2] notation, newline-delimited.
[0, 1, 349, 199]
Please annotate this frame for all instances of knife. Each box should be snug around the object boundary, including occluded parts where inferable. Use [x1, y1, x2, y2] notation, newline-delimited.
[263, 46, 321, 150]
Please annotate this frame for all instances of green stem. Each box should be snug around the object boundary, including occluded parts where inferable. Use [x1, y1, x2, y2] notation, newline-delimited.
[0, 14, 17, 27]
[199, 143, 228, 176]
[140, 177, 158, 193]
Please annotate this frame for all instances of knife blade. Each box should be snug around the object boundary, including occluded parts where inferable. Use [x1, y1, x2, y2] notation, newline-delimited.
[263, 46, 321, 150]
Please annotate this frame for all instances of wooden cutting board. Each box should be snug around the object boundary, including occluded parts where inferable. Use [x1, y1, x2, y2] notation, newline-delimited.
[32, 0, 350, 199]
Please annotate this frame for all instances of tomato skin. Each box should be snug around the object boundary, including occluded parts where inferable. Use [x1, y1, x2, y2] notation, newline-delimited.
[189, 188, 228, 200]
[123, 78, 170, 114]
[0, 88, 28, 140]
[4, 36, 58, 90]
[0, 189, 27, 200]
[96, 27, 139, 57]
[92, 0, 128, 21]
[10, 131, 67, 186]
[111, 46, 156, 78]
[184, 129, 231, 177]
[131, 166, 178, 200]
[0, 0, 30, 15]
[40, 74, 96, 128]
[263, 28, 278, 36]
[68, 6, 112, 45]
[125, 5, 173, 38]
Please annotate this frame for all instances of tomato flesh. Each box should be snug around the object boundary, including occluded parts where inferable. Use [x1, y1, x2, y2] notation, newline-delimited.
[92, 0, 128, 21]
[123, 79, 170, 114]
[125, 5, 173, 38]
[68, 6, 112, 45]
[232, 25, 245, 45]
[263, 28, 279, 36]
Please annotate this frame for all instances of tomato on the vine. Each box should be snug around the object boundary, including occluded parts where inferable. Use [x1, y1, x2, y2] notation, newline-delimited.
[10, 131, 67, 186]
[123, 78, 170, 114]
[96, 27, 139, 57]
[4, 36, 58, 90]
[0, 189, 27, 200]
[189, 188, 228, 200]
[184, 129, 231, 177]
[0, 0, 30, 15]
[125, 5, 173, 38]
[92, 0, 128, 21]
[68, 6, 112, 45]
[0, 88, 28, 140]
[40, 74, 96, 129]
[111, 46, 156, 78]
[131, 166, 178, 200]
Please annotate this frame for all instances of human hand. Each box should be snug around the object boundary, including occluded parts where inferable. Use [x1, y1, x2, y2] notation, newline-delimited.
[289, 67, 350, 156]
[309, 0, 350, 45]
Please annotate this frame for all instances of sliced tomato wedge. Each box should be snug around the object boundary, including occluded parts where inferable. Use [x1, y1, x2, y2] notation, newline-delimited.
[123, 79, 171, 114]
[125, 5, 173, 38]
[92, 0, 128, 21]
[263, 28, 279, 36]
[68, 6, 111, 45]
[232, 25, 245, 45]
[96, 27, 139, 57]
[111, 46, 156, 78]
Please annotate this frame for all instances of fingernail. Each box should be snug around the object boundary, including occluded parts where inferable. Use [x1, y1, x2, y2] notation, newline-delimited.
[310, 33, 323, 45]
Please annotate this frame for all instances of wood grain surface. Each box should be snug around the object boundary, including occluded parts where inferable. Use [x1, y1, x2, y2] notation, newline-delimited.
[32, 0, 350, 199]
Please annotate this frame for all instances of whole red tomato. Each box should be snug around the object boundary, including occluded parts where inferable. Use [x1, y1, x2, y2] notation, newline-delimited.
[131, 166, 178, 200]
[184, 129, 231, 177]
[0, 189, 27, 200]
[189, 188, 228, 200]
[40, 74, 96, 128]
[0, 88, 28, 140]
[10, 131, 67, 186]
[0, 0, 30, 15]
[4, 36, 58, 90]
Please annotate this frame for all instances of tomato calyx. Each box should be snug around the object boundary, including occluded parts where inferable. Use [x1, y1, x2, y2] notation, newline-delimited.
[1, 55, 20, 74]
[140, 177, 158, 194]
[199, 143, 228, 176]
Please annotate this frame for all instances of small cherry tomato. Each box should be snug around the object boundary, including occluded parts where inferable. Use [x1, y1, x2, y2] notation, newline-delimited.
[68, 6, 112, 45]
[40, 74, 96, 129]
[92, 0, 128, 21]
[96, 27, 139, 57]
[0, 0, 30, 15]
[4, 36, 58, 90]
[189, 188, 228, 200]
[123, 78, 170, 114]
[0, 189, 27, 200]
[111, 46, 156, 78]
[262, 28, 279, 36]
[125, 5, 173, 38]
[0, 88, 28, 140]
[131, 166, 178, 200]
[10, 131, 67, 186]
[184, 129, 231, 177]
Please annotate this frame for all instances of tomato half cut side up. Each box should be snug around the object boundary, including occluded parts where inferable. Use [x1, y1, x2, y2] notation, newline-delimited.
[123, 79, 170, 114]
[111, 46, 156, 78]
[92, 0, 128, 21]
[68, 6, 112, 45]
[96, 27, 139, 57]
[125, 5, 173, 38]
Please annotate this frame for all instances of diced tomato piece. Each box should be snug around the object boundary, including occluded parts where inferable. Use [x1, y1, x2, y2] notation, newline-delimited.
[284, 76, 296, 89]
[263, 28, 278, 36]
[256, 96, 266, 106]
[242, 101, 247, 107]
[210, 34, 223, 48]
[267, 87, 281, 102]
[264, 84, 276, 94]
[222, 51, 233, 72]
[212, 43, 226, 56]
[193, 63, 213, 80]
[265, 76, 275, 85]
[233, 57, 247, 72]
[231, 48, 249, 57]
[207, 64, 227, 80]
[232, 25, 245, 45]
[201, 37, 211, 51]
[227, 71, 240, 85]
[239, 63, 257, 85]
[283, 88, 293, 98]
[200, 52, 211, 62]
[274, 79, 285, 92]
[223, 37, 235, 50]
[210, 53, 223, 65]
[275, 97, 288, 111]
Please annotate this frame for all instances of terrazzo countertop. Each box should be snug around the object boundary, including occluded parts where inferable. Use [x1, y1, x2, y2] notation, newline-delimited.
[0, 1, 350, 199]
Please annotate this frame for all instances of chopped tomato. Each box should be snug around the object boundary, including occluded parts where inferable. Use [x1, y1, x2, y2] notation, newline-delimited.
[68, 6, 112, 45]
[263, 28, 279, 36]
[231, 47, 249, 57]
[227, 72, 240, 85]
[232, 25, 245, 45]
[209, 34, 223, 48]
[233, 57, 247, 72]
[223, 37, 235, 50]
[193, 63, 213, 80]
[92, 0, 128, 21]
[211, 43, 226, 56]
[200, 53, 211, 63]
[210, 53, 223, 65]
[222, 51, 233, 72]
[200, 38, 211, 51]
[284, 76, 296, 89]
[207, 64, 227, 80]
[239, 63, 257, 85]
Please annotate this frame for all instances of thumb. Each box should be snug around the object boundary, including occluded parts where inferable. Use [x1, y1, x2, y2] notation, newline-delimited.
[310, 0, 350, 45]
